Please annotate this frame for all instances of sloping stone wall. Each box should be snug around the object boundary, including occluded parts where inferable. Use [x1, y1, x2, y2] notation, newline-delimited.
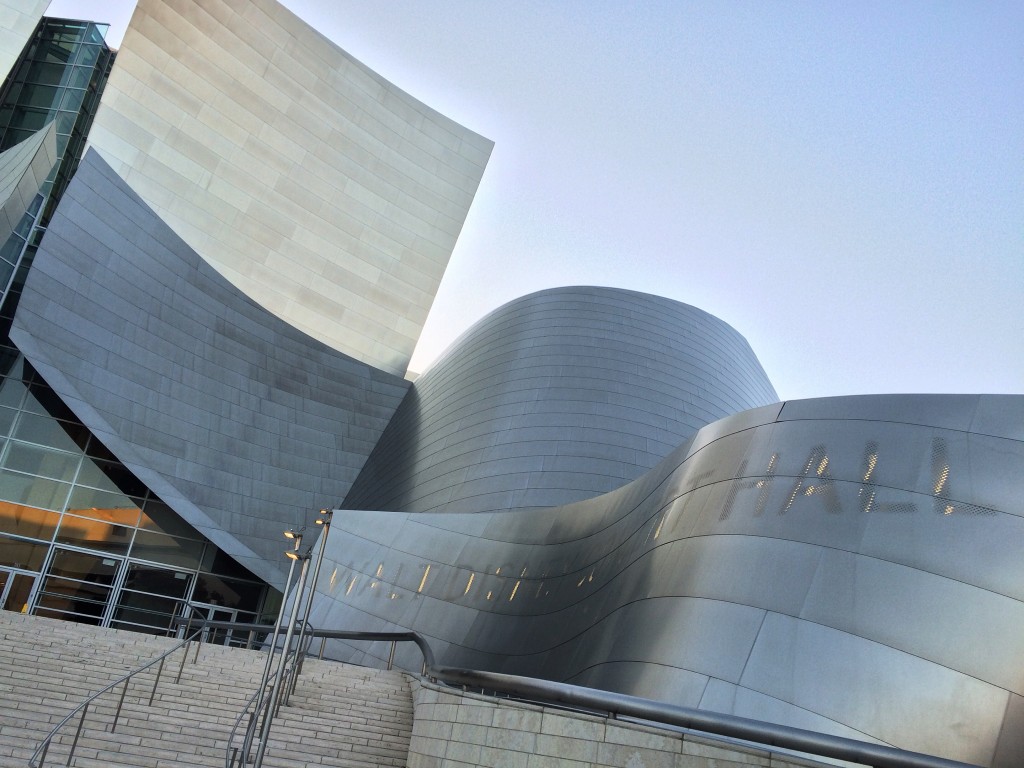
[408, 679, 828, 768]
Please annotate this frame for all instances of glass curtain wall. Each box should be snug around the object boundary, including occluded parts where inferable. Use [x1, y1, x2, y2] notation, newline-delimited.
[0, 18, 114, 301]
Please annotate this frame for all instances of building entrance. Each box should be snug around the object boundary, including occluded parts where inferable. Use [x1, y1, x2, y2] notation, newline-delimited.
[0, 566, 35, 612]
[23, 546, 254, 644]
[184, 602, 244, 646]
[33, 546, 120, 625]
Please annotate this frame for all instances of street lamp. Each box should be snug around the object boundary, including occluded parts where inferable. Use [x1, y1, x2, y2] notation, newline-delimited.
[243, 529, 301, 762]
[252, 546, 312, 768]
[291, 508, 333, 684]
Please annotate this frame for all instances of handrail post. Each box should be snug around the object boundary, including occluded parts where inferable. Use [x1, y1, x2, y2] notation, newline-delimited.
[38, 738, 49, 767]
[387, 640, 396, 671]
[176, 615, 194, 684]
[149, 656, 165, 706]
[294, 509, 331, 679]
[244, 530, 302, 764]
[111, 677, 129, 733]
[194, 623, 205, 663]
[318, 636, 326, 659]
[253, 549, 311, 768]
[66, 701, 89, 766]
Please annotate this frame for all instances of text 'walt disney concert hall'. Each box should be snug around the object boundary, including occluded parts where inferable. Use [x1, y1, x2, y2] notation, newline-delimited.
[0, 2, 1020, 766]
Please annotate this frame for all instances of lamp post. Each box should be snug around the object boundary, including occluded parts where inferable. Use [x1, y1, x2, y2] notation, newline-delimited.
[252, 546, 311, 768]
[243, 530, 302, 762]
[291, 508, 332, 685]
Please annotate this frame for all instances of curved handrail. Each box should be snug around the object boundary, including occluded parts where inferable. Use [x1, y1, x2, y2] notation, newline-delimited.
[222, 666, 282, 768]
[162, 618, 982, 768]
[28, 625, 204, 768]
[427, 666, 982, 768]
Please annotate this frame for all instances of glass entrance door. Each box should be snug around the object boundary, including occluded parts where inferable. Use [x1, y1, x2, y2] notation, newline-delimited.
[184, 602, 240, 646]
[33, 547, 123, 625]
[111, 561, 193, 635]
[0, 566, 35, 612]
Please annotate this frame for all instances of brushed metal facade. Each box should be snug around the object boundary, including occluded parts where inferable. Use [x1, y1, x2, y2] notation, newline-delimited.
[344, 286, 778, 513]
[311, 394, 1024, 768]
[86, 0, 492, 375]
[0, 122, 55, 239]
[10, 150, 410, 589]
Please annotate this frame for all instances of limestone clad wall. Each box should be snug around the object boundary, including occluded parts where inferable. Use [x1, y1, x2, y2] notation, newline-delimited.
[0, 0, 47, 84]
[409, 680, 826, 768]
[87, 0, 492, 376]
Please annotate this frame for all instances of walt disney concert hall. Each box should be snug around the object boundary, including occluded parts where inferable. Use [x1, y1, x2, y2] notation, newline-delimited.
[0, 1, 1020, 766]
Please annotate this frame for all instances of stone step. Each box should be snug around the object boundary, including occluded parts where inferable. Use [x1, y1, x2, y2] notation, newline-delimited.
[0, 612, 414, 768]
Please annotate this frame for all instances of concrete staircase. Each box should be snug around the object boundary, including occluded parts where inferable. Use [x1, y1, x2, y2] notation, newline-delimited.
[0, 612, 413, 768]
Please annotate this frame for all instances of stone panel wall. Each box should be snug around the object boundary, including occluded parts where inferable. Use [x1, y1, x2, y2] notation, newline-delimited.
[409, 681, 826, 768]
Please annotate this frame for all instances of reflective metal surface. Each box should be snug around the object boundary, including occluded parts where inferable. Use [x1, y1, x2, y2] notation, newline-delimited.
[312, 394, 1024, 767]
[345, 286, 778, 513]
[11, 151, 410, 589]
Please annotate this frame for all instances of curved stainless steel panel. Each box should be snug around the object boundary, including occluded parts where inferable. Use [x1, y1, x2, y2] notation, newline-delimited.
[10, 151, 410, 589]
[0, 122, 56, 239]
[345, 286, 778, 513]
[741, 613, 1006, 766]
[310, 393, 1024, 767]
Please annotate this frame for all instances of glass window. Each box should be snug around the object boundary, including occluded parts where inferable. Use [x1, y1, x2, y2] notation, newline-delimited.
[74, 44, 101, 69]
[0, 377, 26, 409]
[0, 501, 59, 540]
[23, 383, 79, 422]
[0, 534, 48, 570]
[55, 110, 76, 135]
[67, 66, 92, 90]
[2, 572, 35, 613]
[56, 515, 132, 555]
[76, 459, 147, 497]
[131, 529, 203, 570]
[85, 438, 117, 462]
[193, 574, 263, 611]
[122, 562, 192, 599]
[20, 83, 60, 110]
[59, 88, 86, 112]
[0, 408, 15, 439]
[0, 468, 70, 512]
[24, 61, 68, 87]
[35, 590, 106, 622]
[13, 412, 88, 452]
[0, 233, 24, 266]
[0, 348, 21, 380]
[88, 25, 108, 45]
[49, 547, 120, 582]
[65, 486, 141, 526]
[206, 547, 259, 580]
[3, 441, 80, 482]
[111, 602, 181, 634]
[140, 500, 200, 539]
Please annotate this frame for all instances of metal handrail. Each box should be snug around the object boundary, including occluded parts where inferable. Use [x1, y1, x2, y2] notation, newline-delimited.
[102, 617, 981, 768]
[233, 622, 978, 768]
[28, 624, 204, 768]
[223, 667, 281, 768]
[427, 666, 982, 768]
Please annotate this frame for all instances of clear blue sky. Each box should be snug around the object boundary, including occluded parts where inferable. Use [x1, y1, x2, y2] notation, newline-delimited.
[47, 1, 1024, 400]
